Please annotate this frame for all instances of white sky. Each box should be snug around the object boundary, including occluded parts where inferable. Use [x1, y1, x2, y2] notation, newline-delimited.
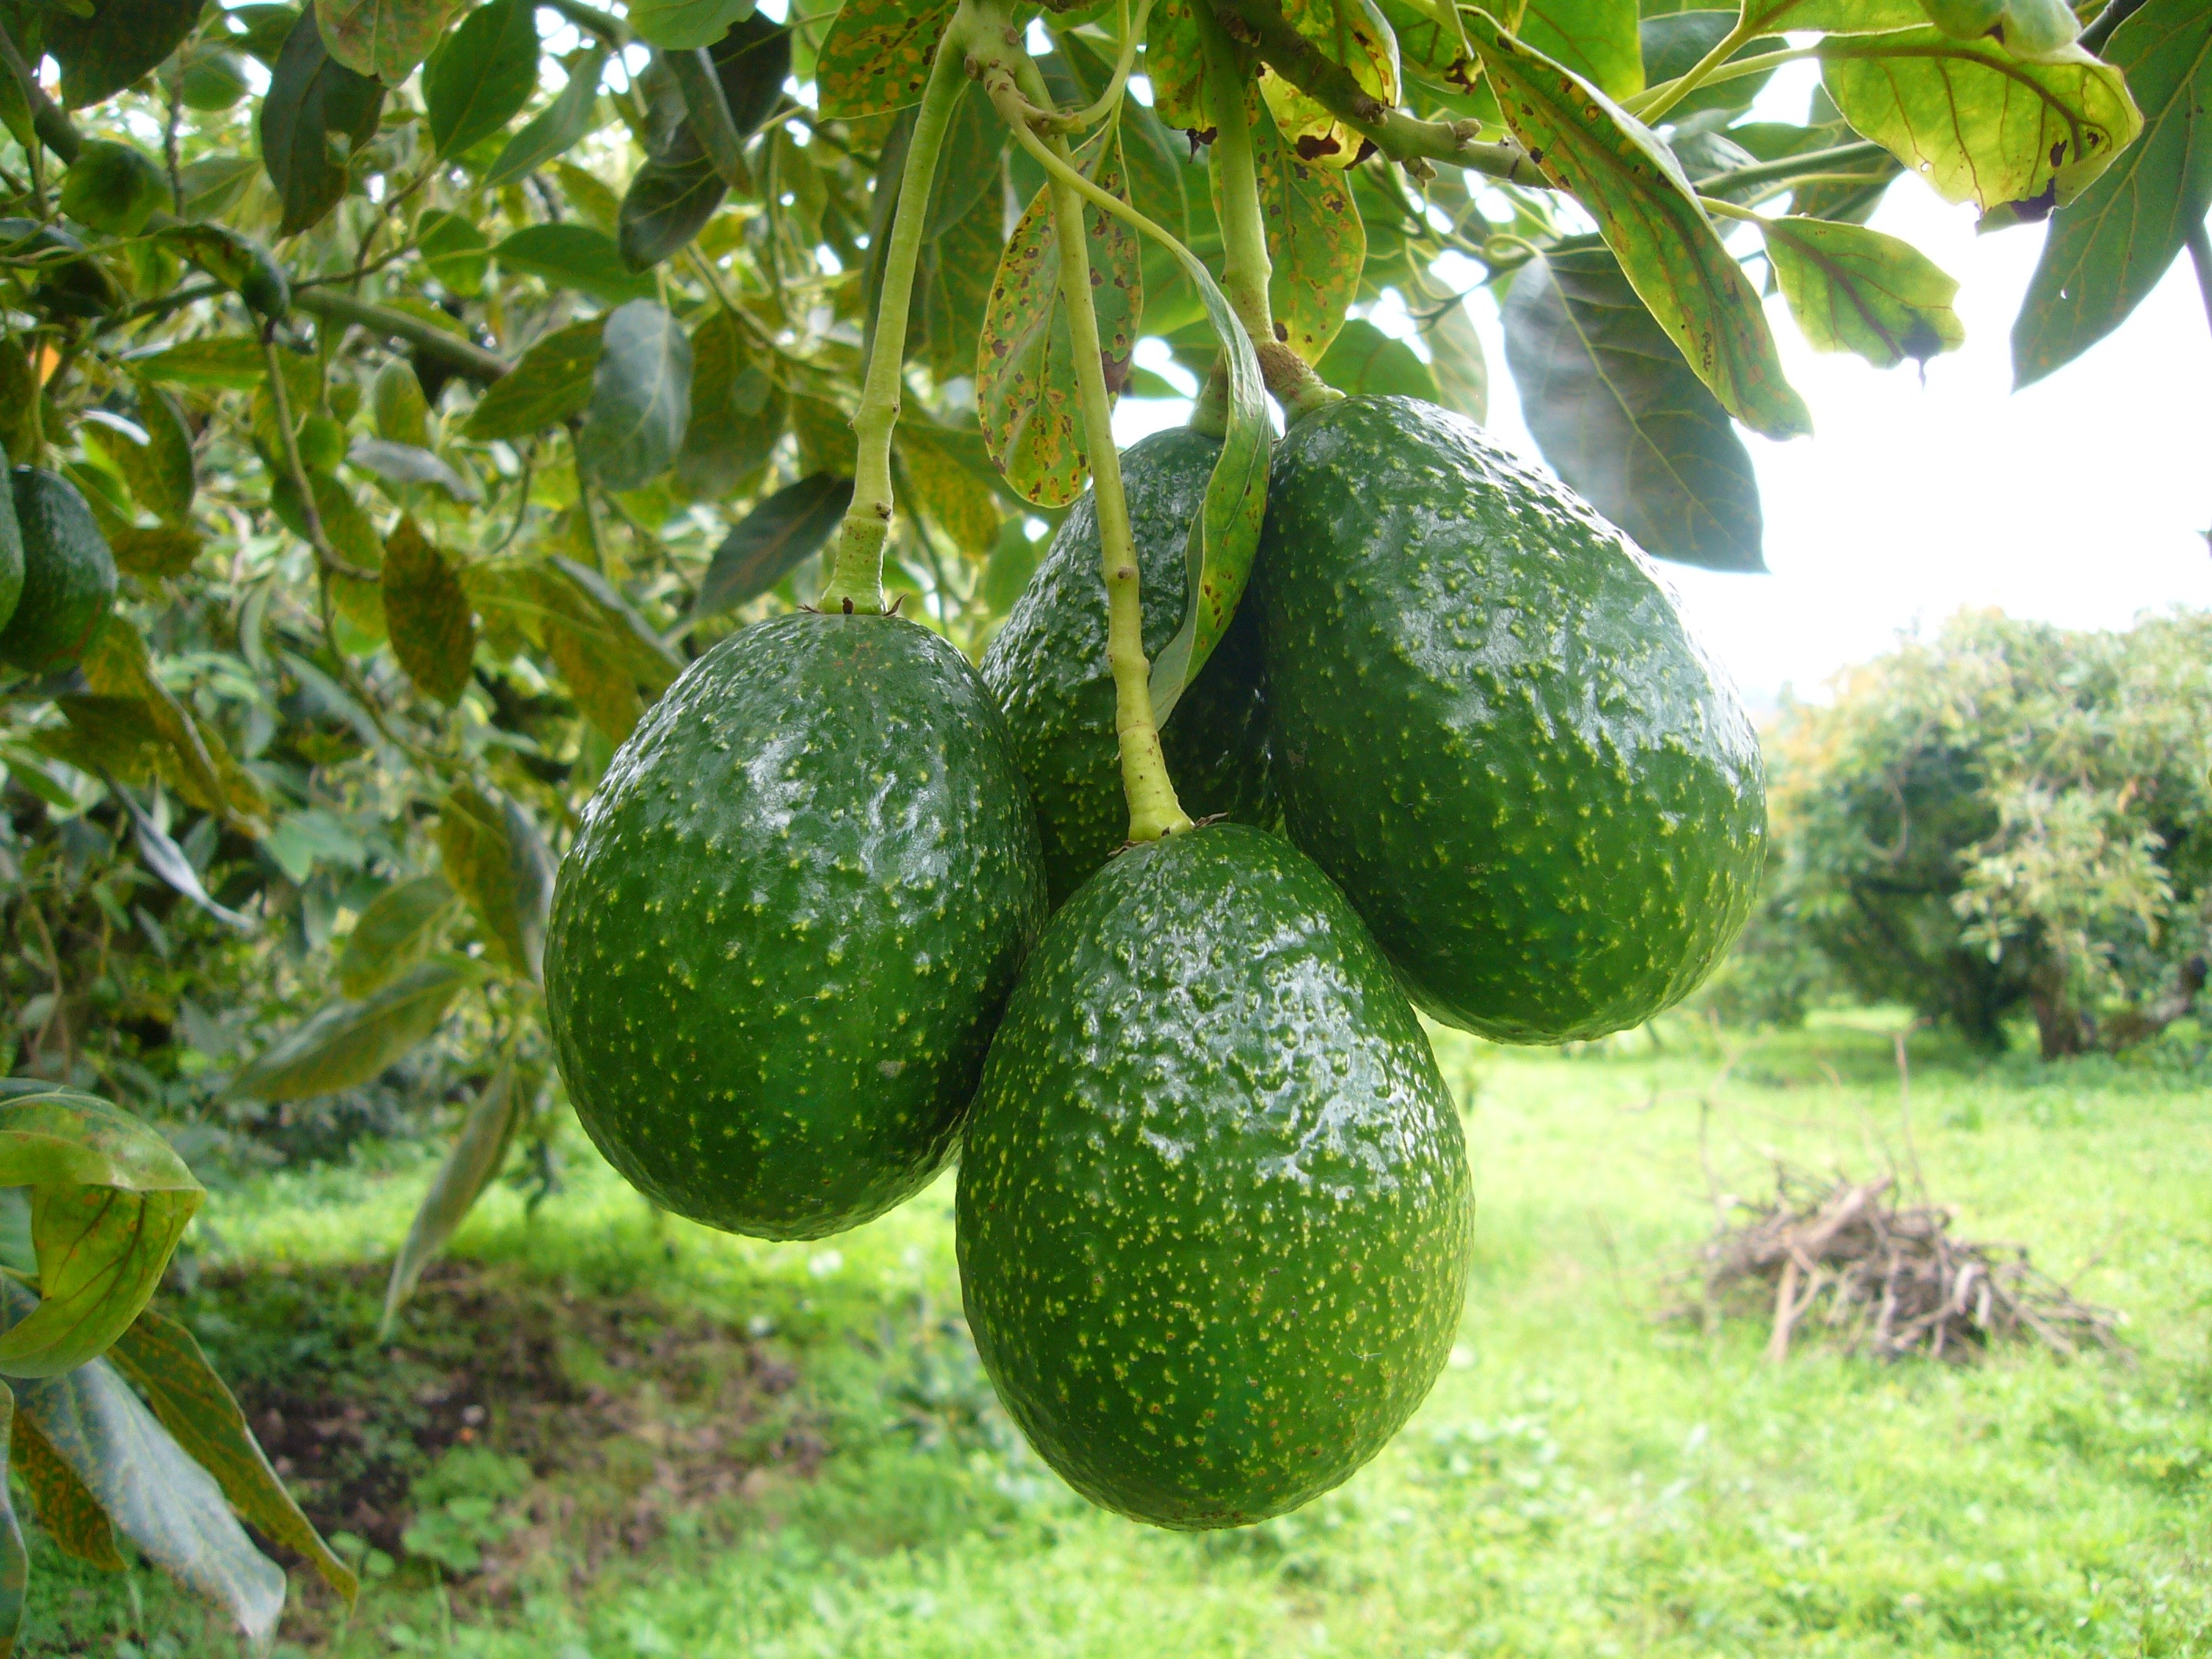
[1113, 64, 2212, 705]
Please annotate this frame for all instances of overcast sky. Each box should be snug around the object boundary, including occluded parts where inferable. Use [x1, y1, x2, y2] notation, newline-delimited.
[1114, 65, 2212, 705]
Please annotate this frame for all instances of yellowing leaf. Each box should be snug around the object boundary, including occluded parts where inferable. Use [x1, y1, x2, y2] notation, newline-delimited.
[1258, 0, 1401, 168]
[1763, 214, 1965, 368]
[383, 516, 478, 704]
[1819, 28, 2142, 213]
[816, 0, 957, 117]
[1467, 12, 1812, 439]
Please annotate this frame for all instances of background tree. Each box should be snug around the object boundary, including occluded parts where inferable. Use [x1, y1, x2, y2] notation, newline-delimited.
[1741, 610, 2211, 1057]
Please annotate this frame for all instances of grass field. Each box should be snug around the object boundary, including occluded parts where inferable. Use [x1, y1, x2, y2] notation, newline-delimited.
[25, 1013, 2212, 1658]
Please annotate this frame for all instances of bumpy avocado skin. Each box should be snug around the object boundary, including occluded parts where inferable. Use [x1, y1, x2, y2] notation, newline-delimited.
[1256, 396, 1767, 1043]
[981, 427, 1276, 906]
[0, 465, 22, 634]
[0, 468, 115, 673]
[958, 824, 1473, 1530]
[544, 612, 1049, 1240]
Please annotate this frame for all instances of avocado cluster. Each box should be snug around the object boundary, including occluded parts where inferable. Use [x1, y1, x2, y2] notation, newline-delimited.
[546, 390, 1762, 1535]
[0, 467, 117, 676]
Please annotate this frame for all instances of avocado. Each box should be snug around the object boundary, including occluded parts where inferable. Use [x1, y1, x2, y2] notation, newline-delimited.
[1255, 396, 1766, 1042]
[958, 823, 1472, 1529]
[544, 612, 1048, 1240]
[0, 466, 22, 635]
[981, 426, 1276, 906]
[0, 468, 116, 675]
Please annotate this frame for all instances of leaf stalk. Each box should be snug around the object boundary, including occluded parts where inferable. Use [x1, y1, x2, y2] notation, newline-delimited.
[816, 17, 969, 615]
[969, 8, 1192, 844]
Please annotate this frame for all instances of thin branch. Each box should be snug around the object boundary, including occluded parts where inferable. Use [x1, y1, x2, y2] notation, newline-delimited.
[1209, 0, 1546, 184]
[291, 289, 510, 383]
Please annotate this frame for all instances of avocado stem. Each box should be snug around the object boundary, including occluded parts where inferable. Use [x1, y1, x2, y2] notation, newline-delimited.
[971, 13, 1193, 845]
[1196, 9, 1340, 421]
[816, 27, 969, 617]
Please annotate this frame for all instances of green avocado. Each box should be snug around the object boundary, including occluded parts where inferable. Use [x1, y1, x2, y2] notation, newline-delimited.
[544, 612, 1048, 1240]
[981, 426, 1276, 906]
[1256, 396, 1767, 1042]
[0, 467, 22, 635]
[0, 468, 117, 675]
[958, 823, 1472, 1529]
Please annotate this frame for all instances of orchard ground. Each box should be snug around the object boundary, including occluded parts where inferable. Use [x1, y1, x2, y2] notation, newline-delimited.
[28, 1011, 2212, 1659]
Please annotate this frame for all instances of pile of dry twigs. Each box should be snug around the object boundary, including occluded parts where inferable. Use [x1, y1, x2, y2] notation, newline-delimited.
[1678, 1165, 2125, 1364]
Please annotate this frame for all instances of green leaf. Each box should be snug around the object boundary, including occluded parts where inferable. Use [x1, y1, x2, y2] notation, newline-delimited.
[1466, 10, 1812, 439]
[418, 207, 491, 295]
[127, 337, 266, 390]
[485, 45, 609, 187]
[109, 525, 202, 577]
[1313, 315, 1438, 397]
[1639, 12, 1787, 118]
[577, 300, 693, 492]
[628, 0, 753, 50]
[106, 1306, 358, 1605]
[320, 0, 465, 82]
[382, 1063, 521, 1330]
[675, 309, 783, 499]
[45, 0, 207, 108]
[0, 1386, 25, 1652]
[1214, 99, 1365, 363]
[1422, 296, 1488, 422]
[897, 422, 999, 554]
[229, 957, 486, 1101]
[337, 873, 458, 996]
[259, 5, 387, 235]
[174, 153, 263, 222]
[73, 619, 267, 831]
[349, 436, 479, 500]
[495, 223, 657, 304]
[382, 515, 478, 703]
[11, 1411, 122, 1570]
[1763, 214, 1965, 368]
[1522, 0, 1646, 99]
[1501, 240, 1763, 572]
[4, 1290, 284, 1647]
[617, 132, 731, 269]
[373, 359, 434, 446]
[920, 148, 1007, 381]
[979, 126, 1143, 508]
[815, 0, 956, 117]
[423, 0, 538, 155]
[461, 318, 603, 439]
[539, 558, 684, 690]
[96, 380, 195, 526]
[57, 141, 166, 235]
[2012, 0, 2212, 385]
[434, 785, 554, 980]
[1258, 0, 1402, 167]
[1819, 27, 2143, 214]
[0, 1087, 202, 1381]
[1738, 0, 1923, 31]
[692, 472, 855, 615]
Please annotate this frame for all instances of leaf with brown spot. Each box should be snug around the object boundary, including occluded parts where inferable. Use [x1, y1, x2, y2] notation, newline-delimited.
[1466, 11, 1812, 439]
[1763, 215, 1965, 369]
[1214, 100, 1364, 363]
[1257, 0, 1401, 170]
[1818, 27, 2143, 215]
[978, 126, 1143, 508]
[382, 516, 478, 705]
[815, 0, 957, 118]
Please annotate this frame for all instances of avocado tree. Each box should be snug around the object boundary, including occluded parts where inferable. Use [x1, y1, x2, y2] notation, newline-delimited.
[0, 0, 2200, 1636]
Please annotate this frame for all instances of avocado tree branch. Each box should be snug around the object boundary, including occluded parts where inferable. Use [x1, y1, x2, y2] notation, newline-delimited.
[1696, 140, 1891, 200]
[291, 291, 511, 383]
[1207, 0, 1546, 185]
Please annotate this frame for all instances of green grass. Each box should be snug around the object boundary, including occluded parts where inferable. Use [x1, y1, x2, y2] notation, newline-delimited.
[25, 1014, 2212, 1658]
